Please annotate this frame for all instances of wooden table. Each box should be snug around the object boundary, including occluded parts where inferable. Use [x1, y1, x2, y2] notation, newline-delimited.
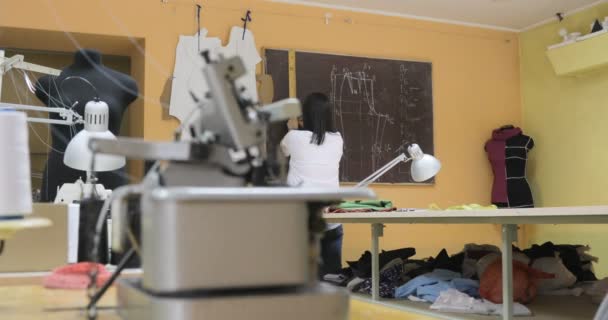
[0, 271, 144, 319]
[0, 284, 439, 320]
[0, 285, 118, 319]
[0, 217, 52, 239]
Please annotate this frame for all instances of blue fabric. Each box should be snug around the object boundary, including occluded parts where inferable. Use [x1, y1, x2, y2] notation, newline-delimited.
[394, 269, 460, 298]
[394, 269, 479, 302]
[417, 281, 451, 302]
[451, 278, 480, 297]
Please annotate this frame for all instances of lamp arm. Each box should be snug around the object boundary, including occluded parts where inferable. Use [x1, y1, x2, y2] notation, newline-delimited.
[355, 153, 411, 188]
[0, 54, 61, 76]
[0, 102, 84, 126]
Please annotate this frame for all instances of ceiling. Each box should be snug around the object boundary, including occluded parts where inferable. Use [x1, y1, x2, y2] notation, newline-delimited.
[273, 0, 605, 31]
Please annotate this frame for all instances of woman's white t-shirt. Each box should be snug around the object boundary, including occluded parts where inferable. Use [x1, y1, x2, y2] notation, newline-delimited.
[280, 130, 343, 188]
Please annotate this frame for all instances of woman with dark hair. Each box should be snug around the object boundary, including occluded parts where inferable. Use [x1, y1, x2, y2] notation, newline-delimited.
[280, 92, 344, 276]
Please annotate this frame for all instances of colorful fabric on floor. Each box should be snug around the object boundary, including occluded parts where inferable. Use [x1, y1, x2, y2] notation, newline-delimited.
[358, 260, 405, 298]
[394, 269, 480, 302]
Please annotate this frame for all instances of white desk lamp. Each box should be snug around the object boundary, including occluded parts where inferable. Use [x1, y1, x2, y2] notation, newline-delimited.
[0, 66, 126, 203]
[356, 144, 441, 187]
[56, 99, 126, 203]
[0, 99, 125, 203]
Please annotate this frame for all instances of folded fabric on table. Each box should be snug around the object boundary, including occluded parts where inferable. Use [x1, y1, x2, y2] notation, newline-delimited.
[431, 289, 532, 316]
[327, 200, 396, 213]
[394, 269, 480, 302]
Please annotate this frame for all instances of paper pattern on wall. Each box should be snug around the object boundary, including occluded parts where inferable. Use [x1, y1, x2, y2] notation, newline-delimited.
[169, 27, 262, 124]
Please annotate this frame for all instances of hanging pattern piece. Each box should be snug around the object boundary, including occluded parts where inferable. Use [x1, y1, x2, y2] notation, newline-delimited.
[169, 27, 261, 130]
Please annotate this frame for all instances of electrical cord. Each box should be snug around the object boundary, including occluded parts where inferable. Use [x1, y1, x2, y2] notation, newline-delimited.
[59, 76, 100, 104]
[86, 247, 136, 316]
[86, 161, 161, 319]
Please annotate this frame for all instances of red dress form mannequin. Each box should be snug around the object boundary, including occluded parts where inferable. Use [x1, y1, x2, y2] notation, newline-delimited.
[485, 126, 534, 208]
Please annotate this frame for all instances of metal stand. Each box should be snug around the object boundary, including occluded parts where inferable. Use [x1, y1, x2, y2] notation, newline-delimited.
[371, 223, 384, 300]
[501, 224, 517, 320]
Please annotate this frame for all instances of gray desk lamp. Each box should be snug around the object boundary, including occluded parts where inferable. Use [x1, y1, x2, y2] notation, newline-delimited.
[356, 144, 441, 187]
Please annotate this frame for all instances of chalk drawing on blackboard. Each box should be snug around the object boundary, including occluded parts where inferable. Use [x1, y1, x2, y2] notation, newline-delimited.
[263, 48, 434, 184]
[330, 64, 398, 180]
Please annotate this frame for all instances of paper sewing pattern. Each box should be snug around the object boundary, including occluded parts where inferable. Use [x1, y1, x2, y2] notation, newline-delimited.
[169, 27, 262, 124]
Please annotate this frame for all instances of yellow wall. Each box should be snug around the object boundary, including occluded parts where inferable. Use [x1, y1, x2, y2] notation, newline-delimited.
[520, 3, 608, 276]
[0, 0, 522, 262]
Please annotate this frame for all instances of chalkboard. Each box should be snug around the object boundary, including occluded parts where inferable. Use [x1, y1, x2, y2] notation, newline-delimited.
[264, 49, 434, 184]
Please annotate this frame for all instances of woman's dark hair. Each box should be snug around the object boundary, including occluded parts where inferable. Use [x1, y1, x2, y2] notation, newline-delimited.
[302, 92, 336, 145]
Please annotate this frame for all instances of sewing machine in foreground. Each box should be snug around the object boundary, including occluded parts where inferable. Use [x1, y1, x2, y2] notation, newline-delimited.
[88, 53, 374, 320]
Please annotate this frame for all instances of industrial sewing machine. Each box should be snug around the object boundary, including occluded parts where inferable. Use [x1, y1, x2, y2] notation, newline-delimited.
[86, 53, 374, 320]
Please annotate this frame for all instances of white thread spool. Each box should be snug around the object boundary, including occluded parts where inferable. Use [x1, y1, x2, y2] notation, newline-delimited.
[0, 111, 32, 217]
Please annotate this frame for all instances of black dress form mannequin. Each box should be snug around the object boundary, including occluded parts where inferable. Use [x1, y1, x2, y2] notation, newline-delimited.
[485, 126, 534, 208]
[35, 49, 138, 202]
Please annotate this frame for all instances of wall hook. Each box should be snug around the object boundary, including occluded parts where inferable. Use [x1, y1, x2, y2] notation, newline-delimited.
[241, 10, 252, 40]
[196, 4, 202, 52]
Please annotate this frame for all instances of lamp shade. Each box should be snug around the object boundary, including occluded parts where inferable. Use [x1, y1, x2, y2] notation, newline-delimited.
[411, 154, 441, 182]
[63, 100, 125, 172]
[408, 144, 441, 182]
[0, 111, 32, 216]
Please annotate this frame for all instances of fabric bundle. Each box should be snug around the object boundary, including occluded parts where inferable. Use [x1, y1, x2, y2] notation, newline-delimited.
[326, 200, 396, 213]
[43, 262, 111, 289]
[394, 269, 479, 302]
[322, 241, 600, 317]
[479, 259, 554, 304]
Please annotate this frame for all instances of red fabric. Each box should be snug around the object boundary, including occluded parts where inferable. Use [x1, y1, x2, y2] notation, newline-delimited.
[326, 207, 397, 213]
[43, 262, 111, 289]
[479, 259, 554, 304]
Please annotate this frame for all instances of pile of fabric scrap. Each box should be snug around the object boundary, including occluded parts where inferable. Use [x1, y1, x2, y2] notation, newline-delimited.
[322, 241, 602, 316]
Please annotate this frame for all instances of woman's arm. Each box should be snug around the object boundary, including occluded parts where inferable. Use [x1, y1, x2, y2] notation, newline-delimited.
[280, 131, 291, 157]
